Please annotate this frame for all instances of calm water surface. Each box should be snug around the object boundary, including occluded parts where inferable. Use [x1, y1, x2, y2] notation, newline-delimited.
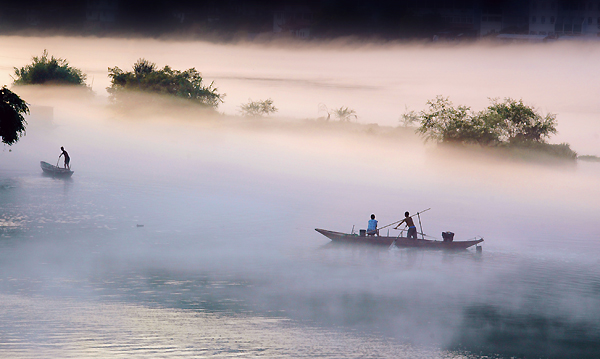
[1, 156, 599, 358]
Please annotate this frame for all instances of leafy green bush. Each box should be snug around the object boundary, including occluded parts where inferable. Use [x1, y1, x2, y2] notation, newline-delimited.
[13, 50, 87, 86]
[416, 96, 495, 145]
[0, 86, 29, 145]
[107, 59, 224, 108]
[415, 96, 558, 145]
[479, 98, 557, 144]
[239, 98, 278, 117]
[410, 96, 575, 160]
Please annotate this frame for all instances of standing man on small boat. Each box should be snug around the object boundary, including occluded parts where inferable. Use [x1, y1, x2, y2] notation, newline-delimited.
[395, 211, 417, 239]
[367, 214, 379, 236]
[59, 146, 70, 170]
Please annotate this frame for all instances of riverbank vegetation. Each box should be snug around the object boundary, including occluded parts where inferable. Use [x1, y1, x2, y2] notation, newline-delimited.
[318, 104, 358, 122]
[239, 98, 277, 117]
[409, 96, 577, 161]
[107, 59, 224, 108]
[578, 155, 600, 162]
[13, 50, 87, 86]
[4, 51, 591, 164]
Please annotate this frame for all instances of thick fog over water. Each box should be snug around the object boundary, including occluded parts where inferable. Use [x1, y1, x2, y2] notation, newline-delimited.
[1, 36, 600, 154]
[1, 36, 600, 358]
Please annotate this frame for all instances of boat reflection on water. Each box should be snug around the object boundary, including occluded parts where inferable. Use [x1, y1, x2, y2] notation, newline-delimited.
[319, 236, 483, 269]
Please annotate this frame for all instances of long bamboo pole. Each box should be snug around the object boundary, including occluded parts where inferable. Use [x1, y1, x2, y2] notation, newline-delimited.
[378, 208, 431, 230]
[417, 212, 424, 240]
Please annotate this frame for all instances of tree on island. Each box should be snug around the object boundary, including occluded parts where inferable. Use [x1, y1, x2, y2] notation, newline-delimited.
[13, 50, 87, 86]
[239, 98, 278, 117]
[0, 86, 29, 145]
[107, 59, 224, 108]
[412, 96, 576, 159]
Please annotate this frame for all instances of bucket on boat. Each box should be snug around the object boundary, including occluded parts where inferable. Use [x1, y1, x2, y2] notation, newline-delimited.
[442, 231, 454, 242]
[359, 229, 366, 237]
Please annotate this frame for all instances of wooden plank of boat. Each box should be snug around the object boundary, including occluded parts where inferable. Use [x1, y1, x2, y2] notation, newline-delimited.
[40, 161, 74, 177]
[315, 228, 483, 250]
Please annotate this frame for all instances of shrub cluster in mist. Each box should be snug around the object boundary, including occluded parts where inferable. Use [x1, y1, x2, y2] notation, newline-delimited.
[407, 96, 577, 160]
[2, 50, 586, 162]
[107, 59, 224, 108]
[239, 98, 277, 117]
[13, 50, 87, 87]
[9, 52, 223, 109]
[317, 104, 357, 122]
[8, 50, 365, 123]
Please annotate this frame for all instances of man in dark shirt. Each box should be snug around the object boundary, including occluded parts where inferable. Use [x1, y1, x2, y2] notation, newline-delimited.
[394, 211, 418, 239]
[59, 146, 70, 170]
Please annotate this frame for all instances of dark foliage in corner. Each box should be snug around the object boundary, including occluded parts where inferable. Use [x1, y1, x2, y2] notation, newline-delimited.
[0, 86, 29, 145]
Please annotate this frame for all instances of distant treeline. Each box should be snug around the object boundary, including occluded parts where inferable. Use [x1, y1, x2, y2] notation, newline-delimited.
[6, 50, 591, 162]
[0, 0, 525, 40]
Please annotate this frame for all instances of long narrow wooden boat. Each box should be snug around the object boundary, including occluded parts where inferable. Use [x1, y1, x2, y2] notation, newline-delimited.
[315, 228, 483, 250]
[40, 161, 74, 177]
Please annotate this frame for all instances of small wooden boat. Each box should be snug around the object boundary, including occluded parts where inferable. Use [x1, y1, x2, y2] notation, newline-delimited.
[315, 228, 483, 250]
[40, 161, 74, 177]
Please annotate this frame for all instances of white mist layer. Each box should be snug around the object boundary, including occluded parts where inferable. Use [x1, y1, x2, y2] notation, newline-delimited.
[2, 85, 598, 256]
[1, 36, 599, 154]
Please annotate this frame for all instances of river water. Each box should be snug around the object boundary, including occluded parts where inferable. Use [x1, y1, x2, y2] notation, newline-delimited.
[1, 37, 600, 358]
